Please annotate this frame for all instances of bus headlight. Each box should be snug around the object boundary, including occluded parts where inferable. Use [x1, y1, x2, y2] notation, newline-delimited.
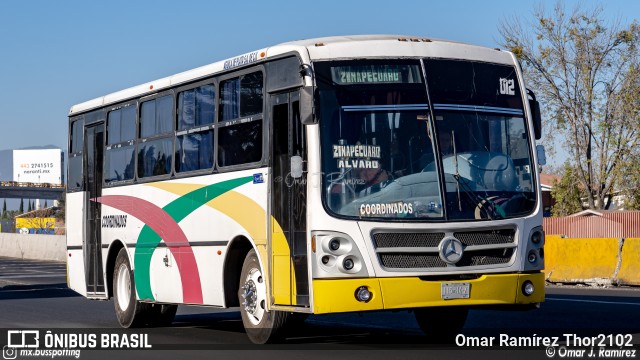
[343, 258, 354, 270]
[524, 226, 544, 271]
[531, 229, 544, 245]
[312, 231, 370, 278]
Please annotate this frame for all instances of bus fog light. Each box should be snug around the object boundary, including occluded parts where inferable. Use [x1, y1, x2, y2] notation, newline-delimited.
[522, 281, 535, 296]
[355, 286, 372, 302]
[321, 256, 330, 265]
[528, 250, 537, 263]
[343, 258, 354, 270]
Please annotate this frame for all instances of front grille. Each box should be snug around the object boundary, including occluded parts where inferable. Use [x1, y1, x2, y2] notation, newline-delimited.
[373, 232, 445, 248]
[379, 248, 514, 269]
[454, 229, 515, 246]
[372, 228, 516, 270]
[380, 254, 446, 268]
[456, 248, 514, 267]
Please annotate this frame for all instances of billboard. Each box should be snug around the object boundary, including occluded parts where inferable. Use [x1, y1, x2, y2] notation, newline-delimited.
[13, 149, 63, 185]
[16, 217, 56, 235]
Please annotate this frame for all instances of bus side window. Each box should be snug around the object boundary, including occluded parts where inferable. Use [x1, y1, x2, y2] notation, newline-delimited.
[218, 71, 264, 167]
[105, 106, 136, 183]
[68, 117, 85, 190]
[218, 121, 263, 166]
[138, 95, 174, 178]
[176, 84, 215, 173]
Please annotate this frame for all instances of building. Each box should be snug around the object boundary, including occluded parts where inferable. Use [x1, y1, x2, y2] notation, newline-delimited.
[539, 173, 560, 217]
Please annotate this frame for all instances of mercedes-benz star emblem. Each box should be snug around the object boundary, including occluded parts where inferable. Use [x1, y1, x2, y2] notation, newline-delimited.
[438, 237, 464, 264]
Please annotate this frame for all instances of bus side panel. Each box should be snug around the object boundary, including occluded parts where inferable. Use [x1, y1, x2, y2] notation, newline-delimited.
[118, 184, 187, 304]
[207, 170, 269, 306]
[113, 170, 269, 306]
[66, 191, 87, 297]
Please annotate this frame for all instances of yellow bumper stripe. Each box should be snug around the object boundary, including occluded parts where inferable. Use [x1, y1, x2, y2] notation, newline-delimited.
[313, 273, 544, 314]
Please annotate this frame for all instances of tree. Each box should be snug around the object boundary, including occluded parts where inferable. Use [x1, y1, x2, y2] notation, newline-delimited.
[499, 3, 640, 210]
[55, 194, 65, 222]
[551, 163, 584, 216]
[19, 199, 24, 214]
[2, 199, 6, 219]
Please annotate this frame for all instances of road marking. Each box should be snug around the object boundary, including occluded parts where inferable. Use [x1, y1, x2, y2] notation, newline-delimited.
[0, 286, 70, 292]
[0, 274, 65, 279]
[287, 333, 372, 341]
[546, 297, 640, 306]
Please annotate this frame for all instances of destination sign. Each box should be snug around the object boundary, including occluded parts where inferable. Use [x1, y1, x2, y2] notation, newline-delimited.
[223, 51, 260, 70]
[331, 65, 421, 85]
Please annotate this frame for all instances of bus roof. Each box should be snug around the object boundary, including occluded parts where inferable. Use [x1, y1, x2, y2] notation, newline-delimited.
[69, 35, 516, 116]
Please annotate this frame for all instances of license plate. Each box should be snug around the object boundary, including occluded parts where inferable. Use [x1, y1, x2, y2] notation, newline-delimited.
[441, 282, 470, 300]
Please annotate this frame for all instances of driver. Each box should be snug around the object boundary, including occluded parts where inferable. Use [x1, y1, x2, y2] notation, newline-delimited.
[356, 164, 392, 196]
[439, 130, 454, 156]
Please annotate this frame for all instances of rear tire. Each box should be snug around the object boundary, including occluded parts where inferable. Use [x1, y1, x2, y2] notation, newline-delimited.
[113, 248, 151, 328]
[148, 304, 178, 327]
[414, 307, 468, 343]
[238, 249, 290, 344]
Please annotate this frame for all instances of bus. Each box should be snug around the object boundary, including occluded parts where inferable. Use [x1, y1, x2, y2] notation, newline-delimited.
[66, 35, 546, 344]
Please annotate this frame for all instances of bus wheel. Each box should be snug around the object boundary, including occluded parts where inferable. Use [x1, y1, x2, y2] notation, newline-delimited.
[113, 248, 151, 328]
[414, 307, 468, 343]
[238, 249, 289, 344]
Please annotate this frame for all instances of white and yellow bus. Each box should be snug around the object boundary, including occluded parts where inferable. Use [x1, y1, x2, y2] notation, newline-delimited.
[66, 35, 546, 344]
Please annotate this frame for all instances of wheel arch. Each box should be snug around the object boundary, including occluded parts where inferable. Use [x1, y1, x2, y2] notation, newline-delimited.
[105, 239, 128, 299]
[222, 235, 257, 307]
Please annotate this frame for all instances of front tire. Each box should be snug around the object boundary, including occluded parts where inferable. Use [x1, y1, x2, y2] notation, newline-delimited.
[414, 307, 468, 343]
[238, 249, 290, 344]
[113, 248, 151, 327]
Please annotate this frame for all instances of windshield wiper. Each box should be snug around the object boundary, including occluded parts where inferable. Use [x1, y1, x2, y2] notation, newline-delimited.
[449, 131, 502, 219]
[452, 174, 500, 220]
[452, 130, 462, 212]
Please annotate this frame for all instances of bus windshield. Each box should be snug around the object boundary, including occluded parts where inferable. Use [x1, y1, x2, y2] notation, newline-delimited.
[317, 59, 537, 221]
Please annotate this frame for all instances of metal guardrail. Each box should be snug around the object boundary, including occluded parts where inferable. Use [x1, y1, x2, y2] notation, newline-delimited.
[0, 181, 65, 189]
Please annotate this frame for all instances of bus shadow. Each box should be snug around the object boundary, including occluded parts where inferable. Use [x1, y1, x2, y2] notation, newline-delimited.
[0, 283, 80, 300]
[170, 311, 430, 346]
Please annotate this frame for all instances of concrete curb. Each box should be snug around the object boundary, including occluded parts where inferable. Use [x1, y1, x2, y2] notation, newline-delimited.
[545, 235, 640, 286]
[0, 233, 66, 262]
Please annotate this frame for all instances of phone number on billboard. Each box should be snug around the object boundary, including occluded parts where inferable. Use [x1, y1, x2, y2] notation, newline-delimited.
[20, 163, 55, 169]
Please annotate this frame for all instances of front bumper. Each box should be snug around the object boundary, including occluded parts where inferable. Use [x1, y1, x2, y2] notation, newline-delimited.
[312, 272, 545, 314]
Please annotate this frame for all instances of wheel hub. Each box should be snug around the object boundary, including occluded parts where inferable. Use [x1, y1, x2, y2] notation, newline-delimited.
[116, 263, 131, 312]
[240, 268, 266, 325]
[241, 280, 258, 314]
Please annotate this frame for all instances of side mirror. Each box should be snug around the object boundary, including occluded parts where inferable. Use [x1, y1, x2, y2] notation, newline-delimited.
[536, 144, 547, 166]
[300, 86, 316, 125]
[527, 89, 542, 140]
[291, 155, 303, 179]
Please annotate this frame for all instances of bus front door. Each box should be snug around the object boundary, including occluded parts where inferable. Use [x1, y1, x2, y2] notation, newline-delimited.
[84, 122, 106, 297]
[270, 91, 309, 307]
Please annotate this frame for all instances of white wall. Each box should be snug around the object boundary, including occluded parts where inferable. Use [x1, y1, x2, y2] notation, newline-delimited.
[0, 233, 66, 261]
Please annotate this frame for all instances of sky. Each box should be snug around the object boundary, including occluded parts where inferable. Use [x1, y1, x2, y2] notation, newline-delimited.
[0, 0, 638, 160]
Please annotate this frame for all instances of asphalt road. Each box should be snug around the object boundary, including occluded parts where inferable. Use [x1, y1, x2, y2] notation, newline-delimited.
[1, 256, 639, 359]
